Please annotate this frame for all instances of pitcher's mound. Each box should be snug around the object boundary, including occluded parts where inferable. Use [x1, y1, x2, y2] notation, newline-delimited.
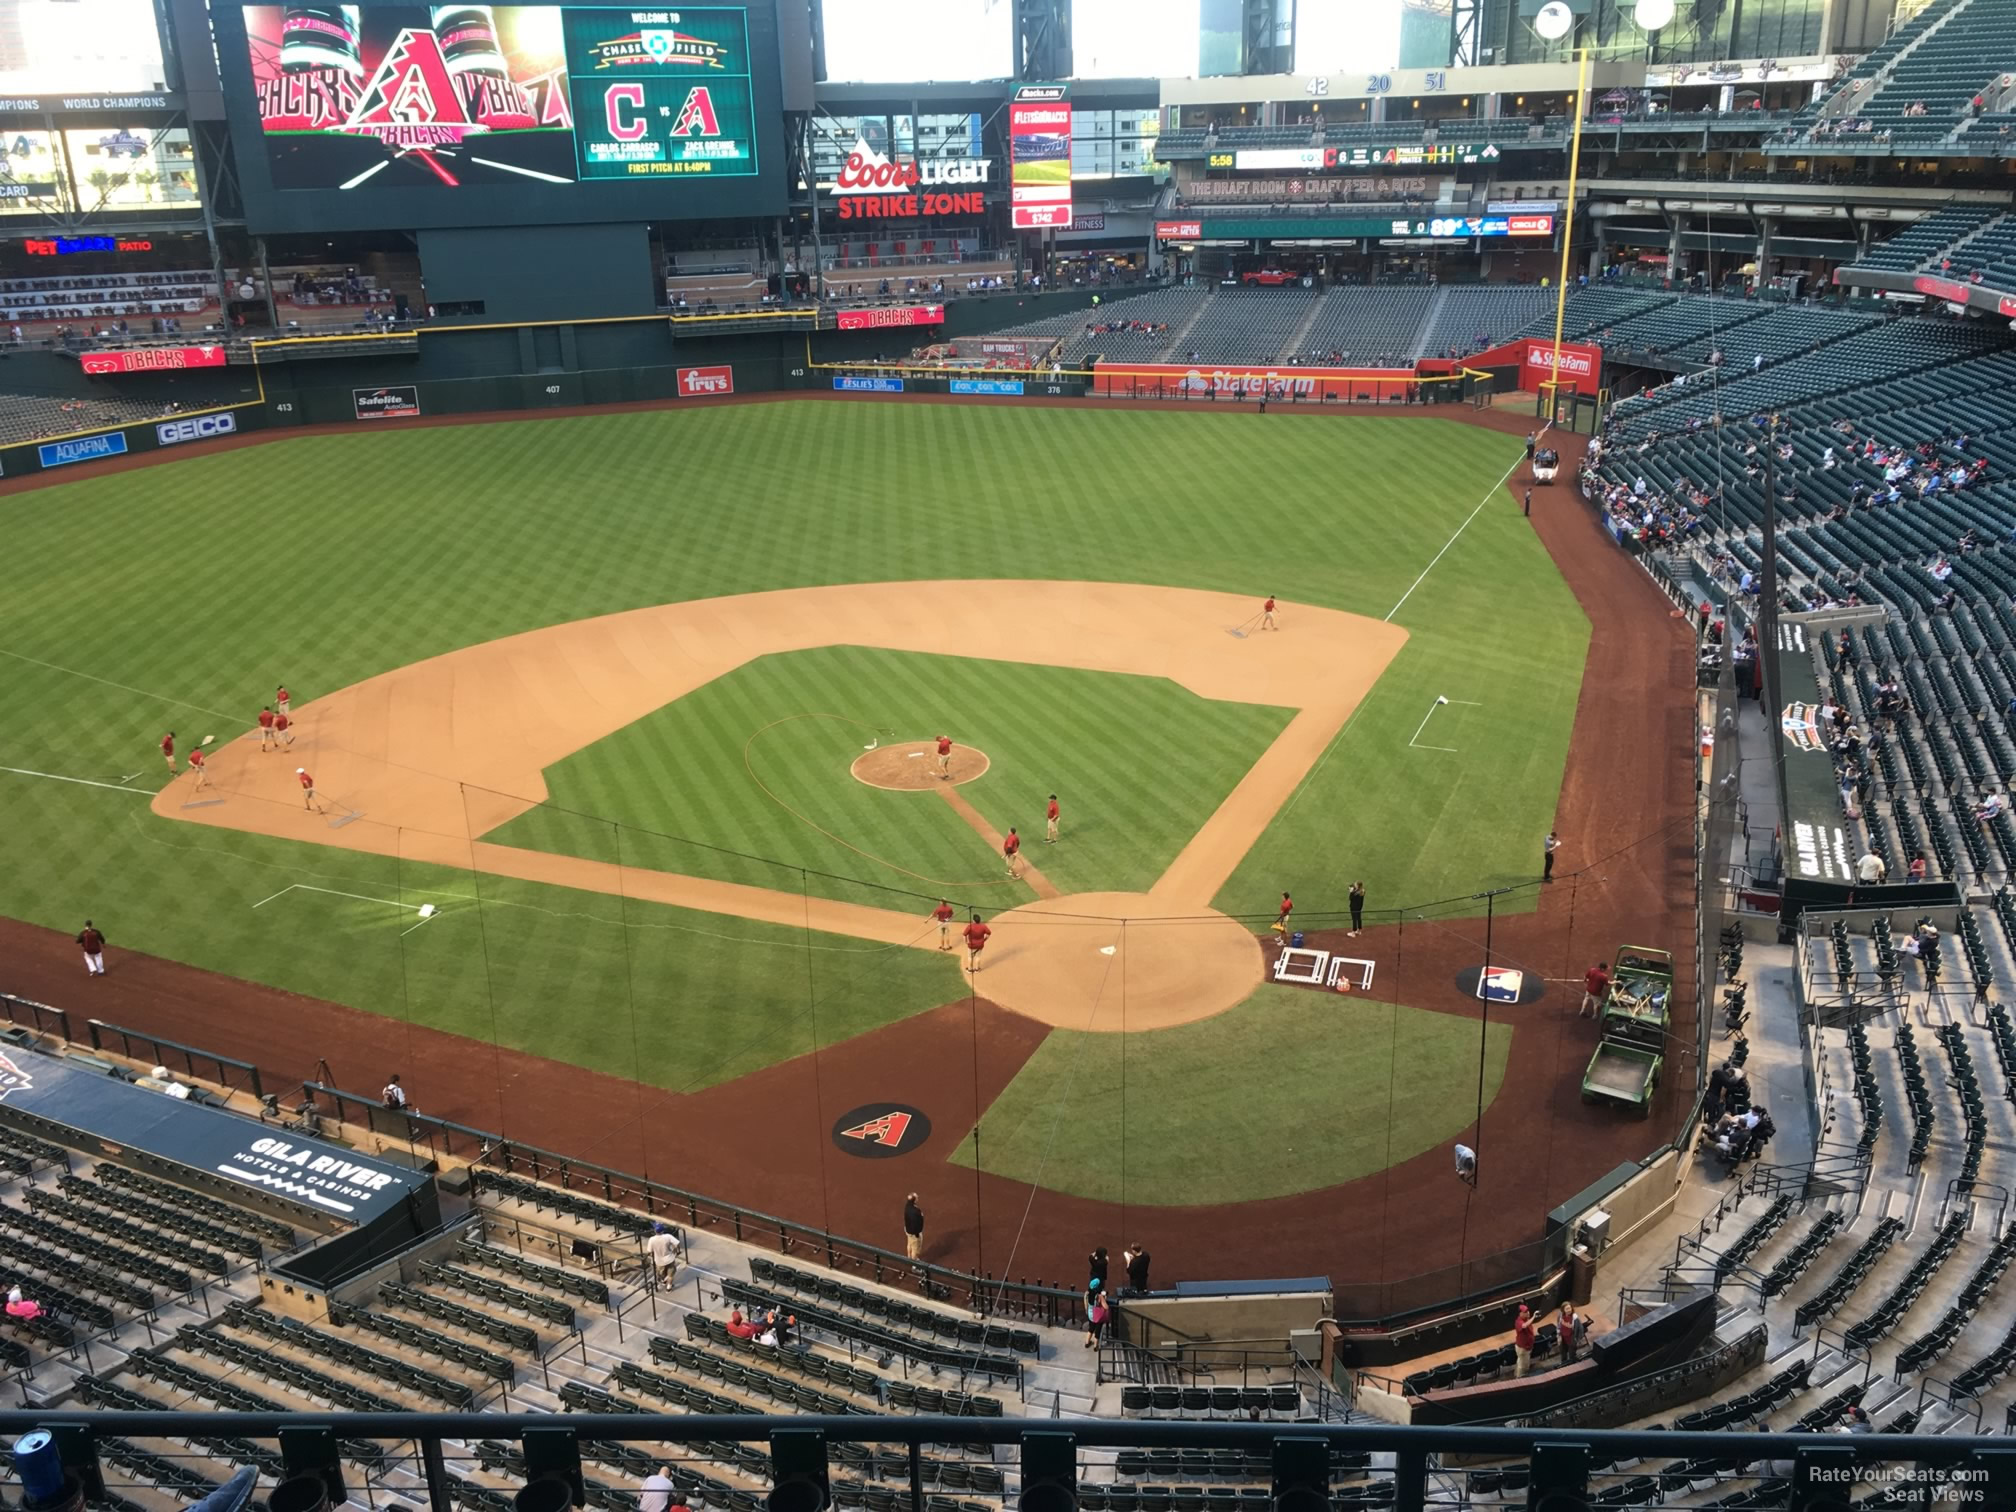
[970, 892, 1262, 1031]
[852, 741, 991, 790]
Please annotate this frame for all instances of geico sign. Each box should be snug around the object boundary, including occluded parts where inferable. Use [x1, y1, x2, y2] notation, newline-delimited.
[156, 413, 238, 446]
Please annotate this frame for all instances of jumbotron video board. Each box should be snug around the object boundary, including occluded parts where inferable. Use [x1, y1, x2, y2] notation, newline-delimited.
[217, 2, 786, 230]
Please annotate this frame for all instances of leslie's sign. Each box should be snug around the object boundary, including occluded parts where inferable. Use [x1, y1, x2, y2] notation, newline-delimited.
[828, 137, 991, 221]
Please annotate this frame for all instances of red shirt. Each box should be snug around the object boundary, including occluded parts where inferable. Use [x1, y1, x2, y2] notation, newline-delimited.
[932, 903, 954, 923]
[1264, 598, 1275, 612]
[1584, 967, 1611, 997]
[1004, 833, 1020, 856]
[1047, 800, 1059, 821]
[1278, 897, 1292, 920]
[937, 736, 952, 756]
[258, 709, 275, 729]
[963, 921, 991, 951]
[274, 714, 290, 732]
[1514, 1315, 1537, 1350]
[298, 770, 314, 790]
[161, 734, 174, 757]
[276, 687, 289, 704]
[189, 749, 204, 768]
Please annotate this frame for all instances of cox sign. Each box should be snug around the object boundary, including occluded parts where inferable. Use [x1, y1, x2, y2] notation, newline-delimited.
[157, 413, 238, 446]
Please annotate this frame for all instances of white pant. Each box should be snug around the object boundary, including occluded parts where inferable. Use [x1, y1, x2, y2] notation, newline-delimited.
[83, 952, 104, 975]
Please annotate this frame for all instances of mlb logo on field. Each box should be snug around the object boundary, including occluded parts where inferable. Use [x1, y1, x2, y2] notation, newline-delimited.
[1477, 967, 1524, 1003]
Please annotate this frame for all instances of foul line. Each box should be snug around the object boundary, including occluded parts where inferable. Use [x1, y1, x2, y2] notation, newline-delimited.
[1, 764, 158, 794]
[1407, 698, 1482, 754]
[1384, 445, 1532, 623]
[0, 647, 240, 721]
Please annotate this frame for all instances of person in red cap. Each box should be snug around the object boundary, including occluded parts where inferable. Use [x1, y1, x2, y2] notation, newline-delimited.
[1046, 794, 1060, 843]
[930, 899, 955, 950]
[274, 710, 294, 748]
[257, 705, 276, 751]
[936, 733, 954, 780]
[1513, 1304, 1537, 1377]
[1261, 595, 1278, 630]
[297, 767, 321, 812]
[275, 684, 291, 719]
[1003, 827, 1022, 879]
[188, 746, 208, 791]
[160, 731, 177, 774]
[962, 912, 991, 973]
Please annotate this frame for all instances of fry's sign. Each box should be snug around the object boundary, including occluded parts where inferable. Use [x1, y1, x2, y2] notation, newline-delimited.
[828, 136, 991, 220]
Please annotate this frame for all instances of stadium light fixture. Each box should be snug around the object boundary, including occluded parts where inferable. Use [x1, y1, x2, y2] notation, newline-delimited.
[1634, 0, 1677, 30]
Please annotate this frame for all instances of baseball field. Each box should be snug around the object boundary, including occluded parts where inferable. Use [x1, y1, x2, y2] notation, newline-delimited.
[0, 394, 1692, 1285]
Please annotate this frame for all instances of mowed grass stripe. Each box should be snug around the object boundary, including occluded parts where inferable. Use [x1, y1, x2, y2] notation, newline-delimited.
[951, 985, 1513, 1205]
[488, 646, 1292, 911]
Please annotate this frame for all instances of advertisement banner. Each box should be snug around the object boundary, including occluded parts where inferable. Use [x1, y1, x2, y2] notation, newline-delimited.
[81, 345, 229, 375]
[1090, 363, 1424, 402]
[833, 376, 904, 392]
[826, 137, 990, 221]
[157, 413, 240, 446]
[836, 304, 944, 331]
[950, 378, 1025, 396]
[240, 4, 760, 190]
[1155, 220, 1203, 240]
[1009, 82, 1071, 230]
[1519, 339, 1603, 396]
[1184, 175, 1427, 202]
[677, 364, 734, 396]
[1397, 213, 1553, 239]
[353, 384, 421, 419]
[1914, 275, 1971, 303]
[1233, 147, 1337, 171]
[38, 432, 127, 467]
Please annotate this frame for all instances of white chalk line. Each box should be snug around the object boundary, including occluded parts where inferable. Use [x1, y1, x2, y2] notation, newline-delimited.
[1384, 446, 1529, 623]
[0, 765, 158, 794]
[0, 647, 240, 721]
[1407, 697, 1483, 754]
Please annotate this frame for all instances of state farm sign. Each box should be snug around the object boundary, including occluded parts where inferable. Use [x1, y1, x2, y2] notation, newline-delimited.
[829, 137, 992, 221]
[677, 365, 734, 397]
[1520, 339, 1602, 395]
[1525, 344, 1595, 378]
[837, 305, 945, 331]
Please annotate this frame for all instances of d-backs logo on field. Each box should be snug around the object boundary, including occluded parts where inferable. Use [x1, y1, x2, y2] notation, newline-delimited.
[0, 1051, 35, 1102]
[830, 1102, 932, 1159]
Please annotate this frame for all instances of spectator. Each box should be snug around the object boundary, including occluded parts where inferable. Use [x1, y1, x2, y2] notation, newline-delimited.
[725, 1307, 760, 1339]
[1512, 1304, 1538, 1377]
[1088, 1245, 1110, 1292]
[646, 1222, 683, 1284]
[5, 1284, 39, 1321]
[641, 1468, 678, 1512]
[1123, 1243, 1151, 1294]
[1856, 851, 1886, 884]
[1084, 1288, 1109, 1348]
[902, 1192, 924, 1260]
[381, 1074, 408, 1110]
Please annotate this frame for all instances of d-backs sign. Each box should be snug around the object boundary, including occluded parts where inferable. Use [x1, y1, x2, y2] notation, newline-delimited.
[242, 5, 759, 190]
[81, 345, 228, 375]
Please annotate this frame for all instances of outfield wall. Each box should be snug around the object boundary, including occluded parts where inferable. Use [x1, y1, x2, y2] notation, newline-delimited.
[0, 289, 1152, 481]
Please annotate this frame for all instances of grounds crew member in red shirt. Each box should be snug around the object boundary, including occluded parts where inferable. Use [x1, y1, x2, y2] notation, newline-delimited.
[160, 731, 177, 774]
[76, 921, 106, 978]
[275, 684, 290, 719]
[931, 899, 955, 949]
[187, 746, 208, 791]
[1580, 961, 1612, 1019]
[963, 912, 991, 973]
[1004, 827, 1022, 879]
[1273, 891, 1293, 937]
[1046, 794, 1060, 843]
[1262, 596, 1278, 631]
[298, 766, 321, 812]
[936, 734, 954, 780]
[273, 711, 294, 748]
[257, 706, 276, 750]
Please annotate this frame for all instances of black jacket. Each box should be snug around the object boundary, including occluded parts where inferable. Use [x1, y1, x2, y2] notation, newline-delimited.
[903, 1200, 924, 1237]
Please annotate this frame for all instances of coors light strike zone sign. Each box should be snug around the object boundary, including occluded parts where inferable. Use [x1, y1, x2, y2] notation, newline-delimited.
[828, 137, 991, 221]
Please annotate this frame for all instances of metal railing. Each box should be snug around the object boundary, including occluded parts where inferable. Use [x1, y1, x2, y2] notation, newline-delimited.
[84, 1019, 264, 1100]
[297, 1081, 1086, 1328]
[0, 992, 70, 1041]
[3, 1411, 2006, 1512]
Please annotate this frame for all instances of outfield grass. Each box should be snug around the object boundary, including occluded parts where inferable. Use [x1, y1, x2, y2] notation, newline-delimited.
[0, 402, 1581, 1104]
[488, 646, 1293, 911]
[951, 986, 1513, 1204]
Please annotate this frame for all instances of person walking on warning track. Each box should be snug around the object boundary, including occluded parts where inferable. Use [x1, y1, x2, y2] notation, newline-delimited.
[1046, 794, 1060, 843]
[1543, 830, 1561, 882]
[1262, 595, 1278, 630]
[274, 710, 294, 748]
[187, 746, 208, 791]
[1004, 827, 1023, 879]
[1348, 882, 1365, 936]
[257, 706, 276, 750]
[76, 921, 106, 978]
[382, 1074, 407, 1110]
[1580, 960, 1611, 1019]
[931, 899, 955, 949]
[275, 685, 291, 719]
[936, 734, 954, 779]
[963, 912, 991, 973]
[1273, 891, 1293, 937]
[298, 767, 322, 812]
[160, 731, 177, 775]
[903, 1193, 925, 1260]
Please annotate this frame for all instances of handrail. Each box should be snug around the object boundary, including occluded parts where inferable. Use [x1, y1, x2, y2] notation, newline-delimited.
[0, 993, 70, 1043]
[85, 1019, 264, 1100]
[1509, 1321, 1768, 1430]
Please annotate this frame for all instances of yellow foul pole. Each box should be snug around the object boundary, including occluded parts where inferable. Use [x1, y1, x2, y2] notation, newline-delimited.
[1548, 47, 1593, 420]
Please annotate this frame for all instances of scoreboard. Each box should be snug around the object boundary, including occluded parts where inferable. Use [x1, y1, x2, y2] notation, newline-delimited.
[221, 2, 785, 231]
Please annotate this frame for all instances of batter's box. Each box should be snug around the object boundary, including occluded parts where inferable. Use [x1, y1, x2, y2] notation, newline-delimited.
[1273, 947, 1329, 985]
[1326, 956, 1376, 992]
